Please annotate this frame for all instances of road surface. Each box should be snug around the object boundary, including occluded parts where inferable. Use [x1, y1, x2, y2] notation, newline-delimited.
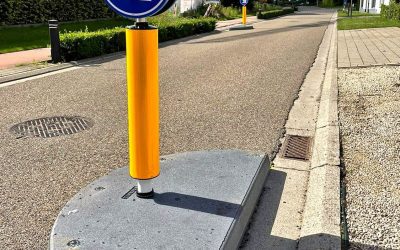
[0, 7, 334, 249]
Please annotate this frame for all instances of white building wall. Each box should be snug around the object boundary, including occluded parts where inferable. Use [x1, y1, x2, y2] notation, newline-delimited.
[359, 0, 390, 13]
[180, 0, 203, 13]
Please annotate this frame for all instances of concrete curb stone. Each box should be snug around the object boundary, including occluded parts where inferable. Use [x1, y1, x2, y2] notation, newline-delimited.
[298, 12, 341, 250]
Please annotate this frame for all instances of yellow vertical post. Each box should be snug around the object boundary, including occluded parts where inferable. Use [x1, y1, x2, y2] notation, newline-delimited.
[126, 23, 159, 197]
[242, 6, 247, 25]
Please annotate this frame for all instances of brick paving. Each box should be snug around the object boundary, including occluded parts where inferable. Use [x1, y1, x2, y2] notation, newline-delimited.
[338, 27, 400, 68]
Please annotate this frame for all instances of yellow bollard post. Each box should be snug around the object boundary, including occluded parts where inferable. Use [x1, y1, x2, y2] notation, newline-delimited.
[126, 21, 159, 198]
[242, 6, 247, 25]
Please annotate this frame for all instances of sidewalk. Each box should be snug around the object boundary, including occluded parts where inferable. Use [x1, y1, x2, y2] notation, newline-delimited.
[0, 48, 51, 69]
[338, 27, 400, 67]
[215, 16, 258, 30]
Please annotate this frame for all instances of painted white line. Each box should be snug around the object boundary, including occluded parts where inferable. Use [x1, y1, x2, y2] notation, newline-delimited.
[0, 66, 81, 89]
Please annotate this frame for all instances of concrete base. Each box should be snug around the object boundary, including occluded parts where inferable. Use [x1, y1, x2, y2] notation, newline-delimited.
[50, 150, 269, 250]
[229, 24, 254, 31]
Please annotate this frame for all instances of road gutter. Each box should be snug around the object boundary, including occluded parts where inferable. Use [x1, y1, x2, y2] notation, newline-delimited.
[242, 11, 339, 249]
[298, 13, 341, 249]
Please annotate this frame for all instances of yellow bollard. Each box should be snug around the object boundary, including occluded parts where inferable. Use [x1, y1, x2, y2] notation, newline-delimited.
[242, 6, 247, 25]
[126, 23, 160, 197]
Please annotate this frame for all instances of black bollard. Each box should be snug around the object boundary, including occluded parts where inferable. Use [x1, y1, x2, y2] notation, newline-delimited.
[48, 20, 61, 63]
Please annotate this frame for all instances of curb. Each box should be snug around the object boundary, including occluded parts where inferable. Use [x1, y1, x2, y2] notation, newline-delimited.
[298, 13, 341, 249]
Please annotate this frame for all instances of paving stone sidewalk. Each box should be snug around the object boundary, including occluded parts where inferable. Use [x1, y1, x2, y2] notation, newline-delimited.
[338, 27, 400, 68]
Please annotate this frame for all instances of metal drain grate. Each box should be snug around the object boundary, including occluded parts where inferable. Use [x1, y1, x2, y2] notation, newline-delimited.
[282, 135, 312, 160]
[10, 116, 93, 139]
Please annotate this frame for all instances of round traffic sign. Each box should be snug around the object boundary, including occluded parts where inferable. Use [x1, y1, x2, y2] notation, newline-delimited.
[104, 0, 170, 18]
[240, 0, 248, 5]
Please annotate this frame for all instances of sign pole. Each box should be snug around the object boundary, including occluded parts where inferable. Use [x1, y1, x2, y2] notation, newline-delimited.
[126, 19, 160, 198]
[242, 6, 247, 25]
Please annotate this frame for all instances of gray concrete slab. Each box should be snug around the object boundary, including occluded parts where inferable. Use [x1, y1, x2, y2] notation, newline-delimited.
[229, 25, 254, 31]
[50, 150, 269, 250]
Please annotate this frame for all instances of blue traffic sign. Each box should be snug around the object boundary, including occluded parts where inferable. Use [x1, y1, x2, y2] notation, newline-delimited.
[105, 0, 170, 18]
[240, 0, 248, 5]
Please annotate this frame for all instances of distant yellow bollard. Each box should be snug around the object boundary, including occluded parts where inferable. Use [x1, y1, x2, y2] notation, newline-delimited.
[126, 23, 159, 197]
[242, 6, 247, 25]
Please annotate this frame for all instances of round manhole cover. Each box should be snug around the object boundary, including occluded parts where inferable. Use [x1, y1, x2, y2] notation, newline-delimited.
[10, 116, 93, 139]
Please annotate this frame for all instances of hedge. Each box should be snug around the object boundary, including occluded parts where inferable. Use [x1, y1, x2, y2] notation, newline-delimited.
[60, 18, 216, 61]
[381, 0, 400, 20]
[257, 8, 294, 19]
[0, 0, 114, 25]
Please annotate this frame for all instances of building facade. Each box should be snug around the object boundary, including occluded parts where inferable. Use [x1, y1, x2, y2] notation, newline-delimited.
[359, 0, 390, 13]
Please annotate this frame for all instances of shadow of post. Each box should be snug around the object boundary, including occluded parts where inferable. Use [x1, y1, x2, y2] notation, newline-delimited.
[153, 192, 240, 218]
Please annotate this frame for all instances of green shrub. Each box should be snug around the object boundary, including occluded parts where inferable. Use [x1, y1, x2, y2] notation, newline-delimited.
[218, 6, 241, 19]
[59, 17, 216, 61]
[220, 0, 254, 10]
[182, 4, 241, 20]
[253, 2, 282, 11]
[181, 4, 209, 18]
[1, 0, 114, 25]
[320, 0, 335, 7]
[257, 8, 294, 19]
[381, 0, 400, 20]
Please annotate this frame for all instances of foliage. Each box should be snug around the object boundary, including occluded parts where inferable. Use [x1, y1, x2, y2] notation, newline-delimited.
[0, 0, 9, 24]
[381, 0, 400, 20]
[220, 0, 254, 10]
[253, 2, 282, 11]
[257, 8, 294, 19]
[218, 6, 242, 19]
[182, 4, 242, 20]
[338, 10, 378, 17]
[337, 16, 400, 29]
[0, 18, 133, 53]
[59, 17, 216, 61]
[320, 0, 336, 7]
[0, 0, 114, 25]
[181, 4, 210, 18]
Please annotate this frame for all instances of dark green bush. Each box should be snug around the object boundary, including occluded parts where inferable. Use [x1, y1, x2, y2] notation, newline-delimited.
[257, 8, 294, 19]
[1, 0, 114, 25]
[221, 0, 254, 10]
[60, 17, 216, 61]
[381, 0, 400, 20]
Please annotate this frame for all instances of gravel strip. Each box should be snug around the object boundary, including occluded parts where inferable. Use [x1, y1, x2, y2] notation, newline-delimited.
[338, 66, 400, 249]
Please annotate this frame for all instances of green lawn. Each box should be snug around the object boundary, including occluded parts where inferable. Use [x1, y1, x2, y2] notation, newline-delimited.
[0, 18, 134, 54]
[337, 10, 379, 17]
[337, 16, 400, 30]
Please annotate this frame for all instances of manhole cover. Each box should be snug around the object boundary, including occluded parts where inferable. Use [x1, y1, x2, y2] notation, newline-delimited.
[282, 135, 312, 160]
[10, 116, 93, 139]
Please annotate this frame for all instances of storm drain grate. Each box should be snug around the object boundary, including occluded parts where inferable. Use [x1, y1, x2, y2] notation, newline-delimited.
[282, 135, 312, 160]
[10, 116, 93, 139]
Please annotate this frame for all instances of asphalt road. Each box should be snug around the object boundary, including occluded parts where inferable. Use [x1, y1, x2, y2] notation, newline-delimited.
[0, 7, 334, 249]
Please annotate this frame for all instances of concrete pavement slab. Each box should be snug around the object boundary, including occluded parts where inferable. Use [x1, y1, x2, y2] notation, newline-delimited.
[50, 150, 269, 250]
